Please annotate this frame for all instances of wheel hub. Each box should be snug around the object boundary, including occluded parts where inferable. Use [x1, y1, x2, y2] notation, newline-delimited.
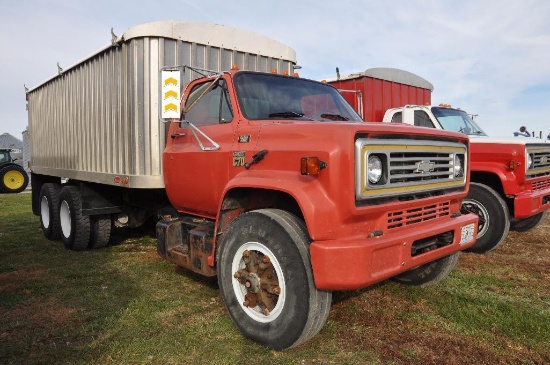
[462, 200, 489, 238]
[234, 250, 280, 316]
[4, 170, 24, 190]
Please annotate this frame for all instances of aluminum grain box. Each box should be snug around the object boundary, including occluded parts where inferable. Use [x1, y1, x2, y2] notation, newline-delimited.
[27, 21, 297, 188]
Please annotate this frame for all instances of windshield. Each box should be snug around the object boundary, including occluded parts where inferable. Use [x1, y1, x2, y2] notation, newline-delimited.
[234, 73, 362, 122]
[431, 107, 487, 136]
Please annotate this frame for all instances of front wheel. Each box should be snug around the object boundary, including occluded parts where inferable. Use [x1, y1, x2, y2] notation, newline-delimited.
[391, 252, 460, 287]
[218, 209, 332, 350]
[461, 182, 510, 253]
[510, 211, 546, 232]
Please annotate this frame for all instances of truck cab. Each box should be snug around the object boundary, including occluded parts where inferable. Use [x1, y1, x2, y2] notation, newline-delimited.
[159, 68, 479, 349]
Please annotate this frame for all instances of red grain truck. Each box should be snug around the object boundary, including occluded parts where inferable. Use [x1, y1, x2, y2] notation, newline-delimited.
[27, 23, 478, 350]
[328, 68, 550, 253]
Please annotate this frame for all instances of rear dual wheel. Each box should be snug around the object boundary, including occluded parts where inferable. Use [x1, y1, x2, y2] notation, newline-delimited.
[39, 183, 62, 240]
[90, 214, 112, 249]
[59, 186, 90, 251]
[58, 186, 112, 250]
[218, 209, 332, 350]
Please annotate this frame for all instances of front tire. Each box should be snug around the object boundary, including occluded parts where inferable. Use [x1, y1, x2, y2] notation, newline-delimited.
[461, 182, 510, 253]
[59, 185, 90, 251]
[391, 252, 459, 287]
[510, 211, 546, 232]
[39, 183, 62, 240]
[218, 209, 332, 350]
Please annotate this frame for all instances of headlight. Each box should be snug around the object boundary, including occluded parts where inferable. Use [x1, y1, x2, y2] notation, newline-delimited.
[453, 154, 464, 178]
[527, 153, 533, 169]
[368, 155, 383, 184]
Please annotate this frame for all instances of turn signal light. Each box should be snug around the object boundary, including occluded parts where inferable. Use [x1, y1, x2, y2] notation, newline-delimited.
[301, 157, 327, 175]
[509, 160, 520, 170]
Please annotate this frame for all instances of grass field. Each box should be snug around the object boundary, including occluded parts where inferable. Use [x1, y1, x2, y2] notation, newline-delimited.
[1, 193, 549, 364]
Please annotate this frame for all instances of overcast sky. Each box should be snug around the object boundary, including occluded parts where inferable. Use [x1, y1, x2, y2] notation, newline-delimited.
[1, 0, 549, 140]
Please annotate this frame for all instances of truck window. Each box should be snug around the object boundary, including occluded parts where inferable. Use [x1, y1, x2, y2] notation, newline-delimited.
[234, 72, 362, 122]
[414, 111, 435, 128]
[182, 80, 233, 126]
[391, 112, 403, 123]
[431, 107, 487, 135]
[0, 152, 8, 163]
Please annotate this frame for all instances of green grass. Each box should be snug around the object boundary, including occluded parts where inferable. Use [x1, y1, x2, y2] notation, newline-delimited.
[1, 193, 549, 364]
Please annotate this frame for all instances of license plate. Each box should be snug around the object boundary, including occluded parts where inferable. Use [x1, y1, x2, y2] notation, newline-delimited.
[460, 223, 475, 245]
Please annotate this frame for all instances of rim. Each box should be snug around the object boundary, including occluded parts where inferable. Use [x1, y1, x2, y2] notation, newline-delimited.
[60, 200, 72, 238]
[4, 170, 24, 190]
[231, 241, 285, 323]
[40, 196, 50, 228]
[462, 199, 490, 238]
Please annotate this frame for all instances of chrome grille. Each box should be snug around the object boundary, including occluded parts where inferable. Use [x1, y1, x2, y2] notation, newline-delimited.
[527, 146, 550, 177]
[389, 152, 457, 184]
[355, 139, 467, 200]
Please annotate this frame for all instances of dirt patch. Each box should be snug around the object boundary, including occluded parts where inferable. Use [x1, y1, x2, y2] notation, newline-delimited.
[0, 266, 50, 291]
[330, 287, 542, 365]
[328, 215, 550, 364]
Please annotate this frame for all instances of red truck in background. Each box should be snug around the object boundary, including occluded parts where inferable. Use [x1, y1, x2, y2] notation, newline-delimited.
[328, 68, 550, 253]
[26, 22, 479, 350]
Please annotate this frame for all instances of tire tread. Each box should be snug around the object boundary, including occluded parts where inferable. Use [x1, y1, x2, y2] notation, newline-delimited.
[40, 183, 62, 240]
[60, 186, 90, 251]
[89, 214, 111, 249]
[463, 182, 510, 253]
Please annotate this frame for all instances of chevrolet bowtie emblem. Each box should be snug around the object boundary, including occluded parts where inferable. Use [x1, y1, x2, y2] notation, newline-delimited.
[541, 156, 548, 164]
[415, 160, 435, 173]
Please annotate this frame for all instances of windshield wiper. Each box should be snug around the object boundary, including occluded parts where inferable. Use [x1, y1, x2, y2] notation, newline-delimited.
[268, 111, 305, 118]
[318, 113, 349, 121]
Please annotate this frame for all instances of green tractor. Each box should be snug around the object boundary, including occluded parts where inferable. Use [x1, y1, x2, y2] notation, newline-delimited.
[0, 148, 29, 193]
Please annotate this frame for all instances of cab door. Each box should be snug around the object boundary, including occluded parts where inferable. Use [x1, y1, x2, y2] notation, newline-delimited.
[164, 78, 235, 217]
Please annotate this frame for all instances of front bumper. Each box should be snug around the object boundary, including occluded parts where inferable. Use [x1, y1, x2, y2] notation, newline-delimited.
[309, 212, 478, 290]
[513, 178, 550, 219]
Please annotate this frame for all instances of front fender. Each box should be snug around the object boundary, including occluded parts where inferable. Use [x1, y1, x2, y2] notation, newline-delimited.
[220, 170, 339, 241]
[471, 161, 521, 194]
